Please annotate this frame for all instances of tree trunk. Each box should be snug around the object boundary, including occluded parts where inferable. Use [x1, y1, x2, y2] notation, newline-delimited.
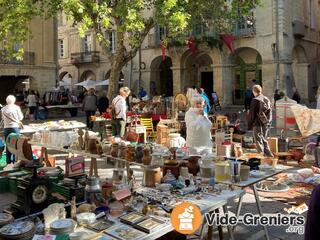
[107, 25, 125, 101]
[108, 61, 123, 100]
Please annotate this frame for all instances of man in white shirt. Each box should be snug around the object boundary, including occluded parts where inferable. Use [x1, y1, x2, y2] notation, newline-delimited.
[111, 87, 131, 137]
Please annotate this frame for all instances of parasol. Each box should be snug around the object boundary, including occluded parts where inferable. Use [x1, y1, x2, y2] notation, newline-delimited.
[75, 79, 97, 89]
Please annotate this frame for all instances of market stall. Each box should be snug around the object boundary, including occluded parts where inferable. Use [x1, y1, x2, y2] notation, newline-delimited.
[1, 100, 319, 240]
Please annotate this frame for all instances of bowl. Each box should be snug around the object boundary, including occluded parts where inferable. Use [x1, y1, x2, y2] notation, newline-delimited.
[76, 213, 96, 225]
[259, 164, 274, 173]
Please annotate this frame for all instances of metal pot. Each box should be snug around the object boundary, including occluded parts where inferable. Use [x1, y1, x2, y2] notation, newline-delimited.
[85, 177, 101, 193]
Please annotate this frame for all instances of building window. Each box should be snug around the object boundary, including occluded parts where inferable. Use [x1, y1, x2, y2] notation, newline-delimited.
[154, 26, 167, 45]
[310, 0, 315, 29]
[13, 42, 20, 52]
[109, 31, 116, 53]
[58, 39, 64, 58]
[58, 13, 63, 27]
[104, 31, 116, 53]
[83, 34, 92, 53]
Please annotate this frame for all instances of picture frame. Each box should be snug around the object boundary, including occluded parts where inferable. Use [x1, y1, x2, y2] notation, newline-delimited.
[119, 212, 146, 225]
[86, 219, 115, 232]
[97, 234, 119, 240]
[133, 217, 167, 233]
[104, 224, 146, 240]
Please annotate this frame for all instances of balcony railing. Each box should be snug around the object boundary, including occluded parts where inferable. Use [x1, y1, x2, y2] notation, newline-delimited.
[233, 19, 256, 38]
[71, 51, 100, 65]
[147, 29, 217, 48]
[0, 51, 35, 65]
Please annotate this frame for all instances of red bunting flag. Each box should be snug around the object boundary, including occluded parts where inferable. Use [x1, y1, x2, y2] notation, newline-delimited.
[220, 34, 235, 54]
[187, 37, 198, 55]
[161, 41, 166, 61]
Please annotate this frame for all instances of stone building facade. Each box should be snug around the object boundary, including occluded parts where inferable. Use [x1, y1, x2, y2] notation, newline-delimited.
[58, 0, 320, 105]
[0, 17, 57, 102]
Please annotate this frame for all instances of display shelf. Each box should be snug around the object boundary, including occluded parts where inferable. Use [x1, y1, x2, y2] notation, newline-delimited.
[28, 141, 167, 169]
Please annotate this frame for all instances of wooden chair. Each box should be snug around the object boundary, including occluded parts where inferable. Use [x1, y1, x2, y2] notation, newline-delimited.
[140, 117, 156, 142]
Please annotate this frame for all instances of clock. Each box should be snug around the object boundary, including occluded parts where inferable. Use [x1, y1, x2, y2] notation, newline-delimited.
[32, 185, 48, 204]
[9, 166, 51, 217]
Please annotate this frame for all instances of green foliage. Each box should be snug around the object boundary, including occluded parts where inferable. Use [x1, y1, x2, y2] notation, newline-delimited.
[0, 0, 260, 96]
[0, 0, 260, 59]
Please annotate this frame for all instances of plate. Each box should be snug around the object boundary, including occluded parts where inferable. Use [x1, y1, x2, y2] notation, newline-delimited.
[259, 164, 274, 172]
[250, 170, 267, 178]
[0, 221, 34, 236]
[256, 181, 290, 192]
[50, 219, 76, 230]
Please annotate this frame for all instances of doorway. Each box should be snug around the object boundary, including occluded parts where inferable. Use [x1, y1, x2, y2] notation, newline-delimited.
[150, 56, 173, 96]
[201, 72, 213, 97]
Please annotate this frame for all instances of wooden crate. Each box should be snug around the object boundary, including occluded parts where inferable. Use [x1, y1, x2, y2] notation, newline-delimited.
[157, 124, 168, 146]
[267, 137, 278, 153]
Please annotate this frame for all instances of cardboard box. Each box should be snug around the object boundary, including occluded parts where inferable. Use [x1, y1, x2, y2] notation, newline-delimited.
[65, 156, 85, 177]
[216, 144, 232, 157]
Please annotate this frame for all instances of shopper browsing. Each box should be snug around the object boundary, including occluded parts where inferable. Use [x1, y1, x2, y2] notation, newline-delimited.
[111, 87, 131, 138]
[247, 85, 274, 157]
[82, 88, 98, 129]
[1, 95, 24, 164]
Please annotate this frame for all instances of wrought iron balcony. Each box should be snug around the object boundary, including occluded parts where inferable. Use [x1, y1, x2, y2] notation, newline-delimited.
[71, 51, 100, 65]
[233, 18, 256, 38]
[0, 51, 35, 65]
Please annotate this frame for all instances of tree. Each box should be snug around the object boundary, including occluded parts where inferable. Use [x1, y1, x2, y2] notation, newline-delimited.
[0, 0, 260, 99]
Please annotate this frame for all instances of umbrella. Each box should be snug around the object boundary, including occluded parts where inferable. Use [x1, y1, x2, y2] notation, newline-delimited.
[75, 79, 97, 89]
[95, 79, 109, 86]
[59, 81, 71, 87]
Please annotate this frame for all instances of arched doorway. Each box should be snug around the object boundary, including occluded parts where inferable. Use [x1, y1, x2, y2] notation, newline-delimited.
[233, 47, 262, 104]
[80, 70, 96, 82]
[180, 50, 213, 96]
[292, 45, 309, 101]
[0, 75, 31, 102]
[150, 56, 173, 96]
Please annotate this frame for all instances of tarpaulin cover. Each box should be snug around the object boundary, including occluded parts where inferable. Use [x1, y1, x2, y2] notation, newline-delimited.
[291, 105, 320, 137]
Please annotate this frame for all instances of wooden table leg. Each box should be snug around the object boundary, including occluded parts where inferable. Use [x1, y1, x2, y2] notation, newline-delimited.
[252, 184, 270, 240]
[208, 208, 223, 240]
[89, 157, 98, 177]
[40, 147, 52, 167]
[89, 158, 94, 176]
[93, 158, 98, 176]
[223, 205, 234, 240]
[44, 148, 50, 167]
[216, 208, 224, 240]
